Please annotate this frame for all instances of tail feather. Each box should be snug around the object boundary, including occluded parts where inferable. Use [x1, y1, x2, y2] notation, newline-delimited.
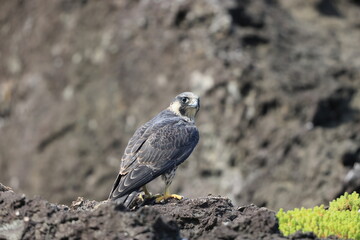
[108, 173, 121, 199]
[108, 174, 139, 208]
[113, 191, 139, 208]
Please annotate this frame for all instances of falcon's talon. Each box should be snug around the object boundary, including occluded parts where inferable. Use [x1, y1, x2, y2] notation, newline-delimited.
[138, 192, 159, 201]
[137, 185, 156, 201]
[169, 194, 183, 200]
[155, 194, 183, 203]
[138, 193, 145, 202]
[138, 185, 163, 202]
[138, 193, 157, 202]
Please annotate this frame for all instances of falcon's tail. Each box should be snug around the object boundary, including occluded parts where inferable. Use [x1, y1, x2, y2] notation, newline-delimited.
[108, 174, 139, 208]
[112, 192, 139, 208]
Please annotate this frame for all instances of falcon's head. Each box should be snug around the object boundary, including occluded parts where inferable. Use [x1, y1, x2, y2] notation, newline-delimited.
[169, 92, 200, 121]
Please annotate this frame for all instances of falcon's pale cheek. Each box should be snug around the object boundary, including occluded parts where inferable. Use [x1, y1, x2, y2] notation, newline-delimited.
[169, 101, 182, 116]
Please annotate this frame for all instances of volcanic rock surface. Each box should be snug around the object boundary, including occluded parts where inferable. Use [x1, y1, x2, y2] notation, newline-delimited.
[0, 185, 329, 240]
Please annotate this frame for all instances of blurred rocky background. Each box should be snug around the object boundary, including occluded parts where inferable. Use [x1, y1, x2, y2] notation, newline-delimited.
[0, 0, 359, 211]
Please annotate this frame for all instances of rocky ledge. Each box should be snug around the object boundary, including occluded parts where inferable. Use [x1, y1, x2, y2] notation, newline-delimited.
[0, 183, 328, 240]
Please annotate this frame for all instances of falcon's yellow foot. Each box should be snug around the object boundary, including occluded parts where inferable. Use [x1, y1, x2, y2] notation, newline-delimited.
[138, 185, 160, 202]
[138, 193, 146, 202]
[138, 193, 161, 201]
[155, 193, 183, 203]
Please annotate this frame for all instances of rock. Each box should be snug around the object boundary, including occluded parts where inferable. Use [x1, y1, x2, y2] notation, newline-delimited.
[0, 184, 295, 240]
[0, 183, 12, 192]
[0, 220, 25, 240]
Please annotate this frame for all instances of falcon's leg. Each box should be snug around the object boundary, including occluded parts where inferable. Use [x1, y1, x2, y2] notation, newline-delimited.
[155, 167, 183, 203]
[138, 185, 155, 201]
[142, 185, 151, 197]
[138, 185, 162, 201]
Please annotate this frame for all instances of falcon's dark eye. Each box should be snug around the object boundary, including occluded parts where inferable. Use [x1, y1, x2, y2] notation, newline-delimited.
[181, 97, 189, 104]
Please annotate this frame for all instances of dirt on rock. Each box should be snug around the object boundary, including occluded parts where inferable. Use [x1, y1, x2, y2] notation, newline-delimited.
[1, 185, 328, 240]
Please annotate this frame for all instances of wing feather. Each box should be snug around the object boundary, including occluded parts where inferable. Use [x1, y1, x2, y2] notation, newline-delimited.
[110, 115, 199, 200]
[120, 120, 154, 174]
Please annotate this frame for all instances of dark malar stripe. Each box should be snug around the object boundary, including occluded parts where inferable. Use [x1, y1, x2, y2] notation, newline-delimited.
[179, 106, 187, 116]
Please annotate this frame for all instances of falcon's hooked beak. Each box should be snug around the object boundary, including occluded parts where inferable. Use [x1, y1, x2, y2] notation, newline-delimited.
[169, 92, 200, 121]
[188, 98, 200, 108]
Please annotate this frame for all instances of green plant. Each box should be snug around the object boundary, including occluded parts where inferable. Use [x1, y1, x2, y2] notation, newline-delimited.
[329, 191, 360, 211]
[277, 192, 360, 240]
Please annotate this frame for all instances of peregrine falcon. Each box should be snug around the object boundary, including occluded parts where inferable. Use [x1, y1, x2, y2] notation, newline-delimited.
[109, 92, 200, 207]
